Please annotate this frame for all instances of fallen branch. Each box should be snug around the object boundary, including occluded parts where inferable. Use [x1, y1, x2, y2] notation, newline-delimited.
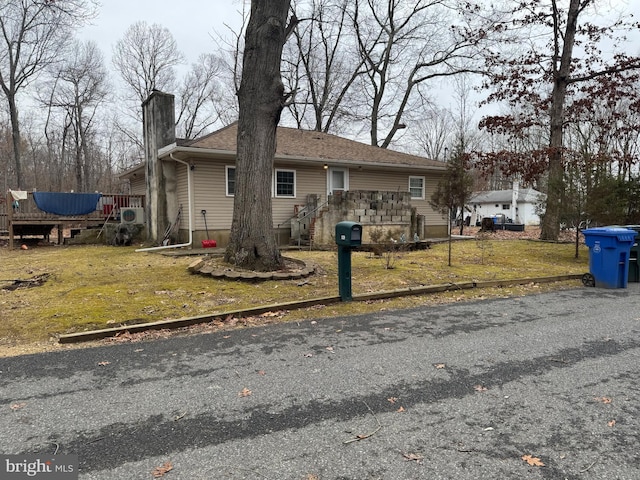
[1, 278, 42, 285]
[343, 402, 382, 444]
[1, 273, 51, 291]
[580, 456, 600, 473]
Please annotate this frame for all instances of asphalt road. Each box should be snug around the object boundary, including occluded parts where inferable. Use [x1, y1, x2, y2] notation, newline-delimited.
[1, 285, 640, 480]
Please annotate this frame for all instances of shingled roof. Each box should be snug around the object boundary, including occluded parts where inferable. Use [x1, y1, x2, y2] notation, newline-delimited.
[470, 188, 545, 204]
[177, 123, 445, 170]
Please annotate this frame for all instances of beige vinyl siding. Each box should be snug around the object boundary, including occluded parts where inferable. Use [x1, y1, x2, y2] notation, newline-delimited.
[182, 160, 328, 231]
[417, 174, 448, 224]
[272, 163, 326, 227]
[129, 175, 146, 196]
[189, 160, 234, 230]
[349, 169, 446, 224]
[175, 165, 190, 228]
[176, 157, 445, 232]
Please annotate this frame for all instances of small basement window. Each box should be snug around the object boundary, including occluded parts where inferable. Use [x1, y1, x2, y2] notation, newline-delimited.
[226, 166, 235, 196]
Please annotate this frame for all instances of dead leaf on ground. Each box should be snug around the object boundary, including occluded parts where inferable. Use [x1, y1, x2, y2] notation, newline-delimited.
[387, 397, 398, 404]
[257, 370, 266, 376]
[433, 363, 446, 369]
[396, 406, 405, 413]
[151, 461, 173, 477]
[260, 310, 286, 318]
[522, 454, 545, 467]
[608, 419, 616, 427]
[594, 396, 612, 404]
[304, 475, 320, 480]
[402, 452, 424, 464]
[238, 387, 252, 397]
[474, 384, 488, 392]
[10, 402, 26, 411]
[97, 361, 110, 366]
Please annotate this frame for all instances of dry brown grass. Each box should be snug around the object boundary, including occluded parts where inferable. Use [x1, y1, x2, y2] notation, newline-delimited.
[0, 236, 589, 356]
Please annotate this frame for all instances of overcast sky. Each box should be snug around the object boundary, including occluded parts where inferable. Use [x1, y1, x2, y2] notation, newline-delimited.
[77, 0, 640, 129]
[79, 0, 640, 74]
[80, 0, 640, 58]
[79, 0, 244, 67]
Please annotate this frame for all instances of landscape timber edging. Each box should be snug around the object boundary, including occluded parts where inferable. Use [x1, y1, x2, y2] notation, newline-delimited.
[57, 274, 583, 344]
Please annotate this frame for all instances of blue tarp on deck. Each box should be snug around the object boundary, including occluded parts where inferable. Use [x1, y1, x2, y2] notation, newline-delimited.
[32, 192, 102, 216]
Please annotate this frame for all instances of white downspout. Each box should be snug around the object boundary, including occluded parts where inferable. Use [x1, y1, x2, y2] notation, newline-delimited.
[136, 153, 193, 252]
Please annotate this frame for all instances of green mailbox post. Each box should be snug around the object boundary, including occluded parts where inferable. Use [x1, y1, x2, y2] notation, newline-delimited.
[335, 221, 362, 301]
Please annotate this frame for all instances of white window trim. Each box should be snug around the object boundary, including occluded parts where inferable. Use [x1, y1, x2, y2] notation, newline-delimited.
[327, 167, 349, 196]
[225, 165, 235, 197]
[274, 168, 296, 198]
[409, 175, 425, 200]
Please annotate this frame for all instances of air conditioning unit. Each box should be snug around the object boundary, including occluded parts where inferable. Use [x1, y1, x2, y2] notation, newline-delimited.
[121, 207, 145, 224]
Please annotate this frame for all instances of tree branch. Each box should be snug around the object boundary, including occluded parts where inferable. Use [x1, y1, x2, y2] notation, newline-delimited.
[567, 62, 640, 84]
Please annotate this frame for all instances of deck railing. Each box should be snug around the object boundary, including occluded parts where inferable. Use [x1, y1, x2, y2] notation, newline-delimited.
[1, 192, 146, 234]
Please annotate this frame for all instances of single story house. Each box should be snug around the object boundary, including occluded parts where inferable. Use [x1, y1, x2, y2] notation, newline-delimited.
[468, 182, 545, 226]
[124, 91, 449, 247]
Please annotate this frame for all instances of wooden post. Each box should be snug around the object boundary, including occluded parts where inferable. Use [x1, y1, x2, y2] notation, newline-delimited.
[7, 191, 14, 250]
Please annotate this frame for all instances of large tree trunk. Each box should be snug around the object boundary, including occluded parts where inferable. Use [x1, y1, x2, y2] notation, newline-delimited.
[540, 0, 581, 241]
[224, 0, 292, 271]
[8, 94, 24, 189]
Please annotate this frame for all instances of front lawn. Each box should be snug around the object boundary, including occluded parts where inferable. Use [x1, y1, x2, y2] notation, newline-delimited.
[0, 239, 588, 354]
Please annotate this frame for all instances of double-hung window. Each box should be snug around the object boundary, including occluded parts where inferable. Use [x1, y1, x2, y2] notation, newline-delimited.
[227, 166, 296, 198]
[409, 176, 425, 200]
[274, 169, 296, 198]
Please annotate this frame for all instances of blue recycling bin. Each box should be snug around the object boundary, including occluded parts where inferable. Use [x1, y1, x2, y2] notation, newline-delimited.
[582, 227, 637, 288]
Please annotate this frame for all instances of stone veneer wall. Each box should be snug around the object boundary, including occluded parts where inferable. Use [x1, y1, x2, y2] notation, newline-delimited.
[313, 190, 423, 246]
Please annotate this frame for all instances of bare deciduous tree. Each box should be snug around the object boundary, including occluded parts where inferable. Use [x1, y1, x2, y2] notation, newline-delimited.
[285, 0, 368, 132]
[352, 0, 500, 148]
[177, 54, 223, 140]
[409, 76, 484, 162]
[46, 40, 109, 191]
[112, 21, 185, 104]
[111, 21, 185, 167]
[0, 0, 98, 189]
[410, 105, 454, 161]
[211, 2, 250, 125]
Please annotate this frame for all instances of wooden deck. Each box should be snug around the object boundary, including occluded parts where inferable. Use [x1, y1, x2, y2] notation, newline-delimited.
[1, 192, 145, 249]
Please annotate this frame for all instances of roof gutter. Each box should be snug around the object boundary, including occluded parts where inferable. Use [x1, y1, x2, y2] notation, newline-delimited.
[274, 153, 447, 171]
[136, 152, 194, 252]
[158, 144, 447, 171]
